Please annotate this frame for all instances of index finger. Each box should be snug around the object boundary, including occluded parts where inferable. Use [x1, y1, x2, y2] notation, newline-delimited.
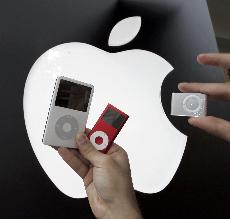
[58, 147, 89, 179]
[178, 82, 230, 101]
[189, 116, 230, 143]
[197, 53, 230, 69]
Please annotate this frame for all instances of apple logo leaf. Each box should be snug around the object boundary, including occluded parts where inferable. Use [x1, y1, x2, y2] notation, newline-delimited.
[108, 16, 142, 47]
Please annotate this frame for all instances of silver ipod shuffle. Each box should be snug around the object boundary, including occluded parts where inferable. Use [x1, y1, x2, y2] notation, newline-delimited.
[42, 76, 94, 148]
[171, 93, 207, 117]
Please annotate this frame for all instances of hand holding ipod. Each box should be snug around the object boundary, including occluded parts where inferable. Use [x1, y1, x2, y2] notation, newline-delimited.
[58, 132, 142, 219]
[178, 53, 230, 143]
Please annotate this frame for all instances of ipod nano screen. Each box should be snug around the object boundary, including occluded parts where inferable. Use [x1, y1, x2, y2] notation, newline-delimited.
[102, 108, 126, 129]
[55, 79, 92, 112]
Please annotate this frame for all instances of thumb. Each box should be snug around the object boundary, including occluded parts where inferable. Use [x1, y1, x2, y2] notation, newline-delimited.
[76, 132, 106, 166]
[188, 116, 230, 143]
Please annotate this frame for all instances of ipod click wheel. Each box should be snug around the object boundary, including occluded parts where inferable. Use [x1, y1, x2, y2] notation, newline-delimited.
[171, 93, 207, 117]
[42, 76, 94, 148]
[88, 104, 129, 154]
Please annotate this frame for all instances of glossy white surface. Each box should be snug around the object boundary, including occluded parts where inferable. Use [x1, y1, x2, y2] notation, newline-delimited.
[23, 42, 187, 198]
[108, 16, 142, 47]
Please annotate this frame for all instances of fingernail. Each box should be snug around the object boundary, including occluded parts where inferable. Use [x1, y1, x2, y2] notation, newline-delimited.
[198, 54, 207, 59]
[178, 82, 188, 86]
[76, 133, 87, 145]
[188, 117, 196, 125]
[198, 54, 205, 58]
[178, 82, 188, 90]
[197, 54, 206, 64]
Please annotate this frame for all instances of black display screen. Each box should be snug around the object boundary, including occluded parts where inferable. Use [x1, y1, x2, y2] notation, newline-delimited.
[55, 79, 92, 112]
[102, 108, 126, 129]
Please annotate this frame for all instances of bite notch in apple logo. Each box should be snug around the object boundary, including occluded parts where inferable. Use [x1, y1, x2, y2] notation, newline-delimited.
[23, 16, 187, 198]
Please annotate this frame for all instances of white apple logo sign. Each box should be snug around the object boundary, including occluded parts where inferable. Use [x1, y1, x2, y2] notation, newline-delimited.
[23, 17, 187, 198]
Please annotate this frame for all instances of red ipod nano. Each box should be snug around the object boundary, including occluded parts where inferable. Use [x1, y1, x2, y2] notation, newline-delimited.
[88, 104, 129, 154]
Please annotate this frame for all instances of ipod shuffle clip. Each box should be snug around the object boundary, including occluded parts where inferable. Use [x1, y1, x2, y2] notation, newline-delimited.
[88, 104, 129, 154]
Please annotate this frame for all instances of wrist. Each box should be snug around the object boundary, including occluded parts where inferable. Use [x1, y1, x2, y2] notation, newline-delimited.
[105, 207, 142, 219]
[103, 199, 142, 219]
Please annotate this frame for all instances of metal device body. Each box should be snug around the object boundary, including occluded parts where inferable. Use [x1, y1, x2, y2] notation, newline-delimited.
[43, 76, 94, 148]
[171, 93, 207, 117]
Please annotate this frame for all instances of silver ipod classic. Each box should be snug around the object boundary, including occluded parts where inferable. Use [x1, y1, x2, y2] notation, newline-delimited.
[171, 93, 207, 117]
[42, 76, 94, 148]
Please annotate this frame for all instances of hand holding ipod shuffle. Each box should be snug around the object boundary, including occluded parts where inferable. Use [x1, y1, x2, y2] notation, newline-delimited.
[88, 104, 129, 153]
[43, 76, 94, 148]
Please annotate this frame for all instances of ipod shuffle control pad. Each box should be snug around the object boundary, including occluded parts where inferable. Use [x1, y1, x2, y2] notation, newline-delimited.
[88, 104, 129, 153]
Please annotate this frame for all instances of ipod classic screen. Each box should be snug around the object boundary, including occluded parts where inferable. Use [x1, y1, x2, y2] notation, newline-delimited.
[55, 79, 92, 112]
[102, 108, 126, 129]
